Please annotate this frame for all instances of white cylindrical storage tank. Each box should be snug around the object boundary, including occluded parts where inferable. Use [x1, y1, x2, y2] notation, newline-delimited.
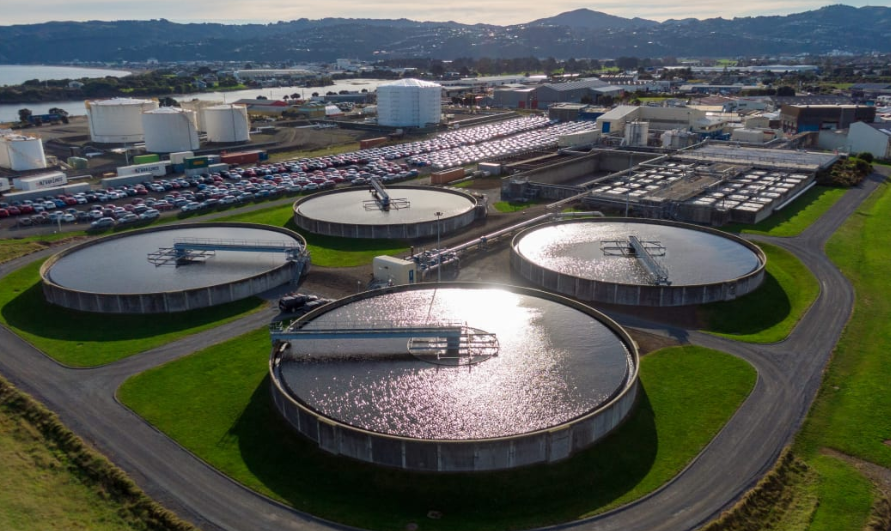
[0, 133, 47, 171]
[142, 107, 200, 153]
[376, 78, 442, 128]
[86, 98, 158, 144]
[204, 104, 250, 143]
[624, 121, 649, 147]
[180, 99, 223, 131]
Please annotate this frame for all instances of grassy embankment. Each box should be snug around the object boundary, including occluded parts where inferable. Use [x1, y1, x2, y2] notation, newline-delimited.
[120, 343, 754, 531]
[0, 232, 82, 263]
[214, 206, 409, 267]
[0, 260, 265, 367]
[0, 375, 195, 531]
[698, 242, 820, 343]
[722, 185, 847, 237]
[789, 177, 891, 528]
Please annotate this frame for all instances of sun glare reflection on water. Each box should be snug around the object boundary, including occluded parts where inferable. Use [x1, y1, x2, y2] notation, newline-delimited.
[279, 286, 632, 440]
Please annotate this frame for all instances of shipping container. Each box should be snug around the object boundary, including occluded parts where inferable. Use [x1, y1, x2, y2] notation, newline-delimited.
[557, 130, 600, 147]
[169, 151, 194, 165]
[478, 162, 502, 176]
[184, 156, 209, 169]
[14, 171, 68, 191]
[220, 150, 262, 165]
[117, 161, 170, 178]
[0, 177, 10, 192]
[360, 137, 388, 150]
[133, 153, 161, 165]
[430, 167, 465, 185]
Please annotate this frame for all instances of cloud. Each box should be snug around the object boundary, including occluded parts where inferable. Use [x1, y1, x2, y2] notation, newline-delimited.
[1, 0, 878, 26]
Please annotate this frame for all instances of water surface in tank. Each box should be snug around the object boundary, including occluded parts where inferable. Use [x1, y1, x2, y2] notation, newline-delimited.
[296, 188, 474, 225]
[48, 226, 296, 294]
[279, 286, 632, 440]
[515, 221, 761, 285]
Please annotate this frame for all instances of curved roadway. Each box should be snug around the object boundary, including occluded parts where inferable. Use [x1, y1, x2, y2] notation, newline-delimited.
[0, 170, 885, 531]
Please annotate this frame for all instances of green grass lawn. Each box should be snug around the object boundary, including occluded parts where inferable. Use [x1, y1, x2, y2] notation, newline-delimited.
[0, 232, 87, 263]
[805, 455, 876, 531]
[120, 342, 754, 531]
[493, 200, 542, 213]
[796, 178, 891, 468]
[0, 260, 265, 367]
[698, 242, 819, 343]
[722, 186, 847, 237]
[214, 205, 409, 267]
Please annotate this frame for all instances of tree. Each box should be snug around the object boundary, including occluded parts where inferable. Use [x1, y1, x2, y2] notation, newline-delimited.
[256, 95, 268, 100]
[776, 86, 795, 97]
[18, 108, 32, 123]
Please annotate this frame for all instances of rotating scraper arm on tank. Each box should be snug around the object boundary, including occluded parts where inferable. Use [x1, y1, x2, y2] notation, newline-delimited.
[147, 237, 308, 266]
[364, 177, 410, 211]
[600, 235, 671, 286]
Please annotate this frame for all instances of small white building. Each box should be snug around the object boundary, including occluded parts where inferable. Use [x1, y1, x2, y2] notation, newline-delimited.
[847, 122, 891, 160]
[377, 78, 442, 128]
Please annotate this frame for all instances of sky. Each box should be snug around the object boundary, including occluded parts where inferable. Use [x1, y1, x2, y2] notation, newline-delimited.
[1, 1, 879, 26]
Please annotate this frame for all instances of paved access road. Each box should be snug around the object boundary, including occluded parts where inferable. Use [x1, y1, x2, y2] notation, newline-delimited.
[0, 169, 885, 531]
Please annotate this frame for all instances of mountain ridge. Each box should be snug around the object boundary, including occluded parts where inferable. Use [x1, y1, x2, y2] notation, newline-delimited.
[0, 5, 888, 64]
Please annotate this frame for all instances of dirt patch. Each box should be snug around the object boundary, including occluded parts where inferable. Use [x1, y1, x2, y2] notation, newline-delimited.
[822, 448, 891, 495]
[630, 329, 683, 356]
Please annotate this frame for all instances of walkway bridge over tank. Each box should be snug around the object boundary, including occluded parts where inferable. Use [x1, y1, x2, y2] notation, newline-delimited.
[270, 319, 499, 365]
[147, 237, 310, 277]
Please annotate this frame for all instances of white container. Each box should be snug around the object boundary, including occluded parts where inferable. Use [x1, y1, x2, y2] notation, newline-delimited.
[377, 78, 442, 128]
[373, 255, 417, 285]
[204, 104, 250, 143]
[142, 107, 200, 153]
[15, 171, 67, 191]
[116, 161, 170, 178]
[86, 98, 158, 143]
[0, 133, 47, 171]
[169, 151, 195, 165]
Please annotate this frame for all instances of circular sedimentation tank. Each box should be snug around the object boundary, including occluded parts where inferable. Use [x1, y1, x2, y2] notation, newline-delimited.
[269, 283, 639, 472]
[293, 186, 479, 239]
[511, 218, 766, 307]
[41, 223, 307, 314]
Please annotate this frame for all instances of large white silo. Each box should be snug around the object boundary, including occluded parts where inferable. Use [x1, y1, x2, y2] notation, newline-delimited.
[142, 107, 200, 153]
[0, 133, 47, 171]
[180, 99, 224, 131]
[86, 97, 158, 143]
[204, 104, 251, 143]
[376, 78, 442, 128]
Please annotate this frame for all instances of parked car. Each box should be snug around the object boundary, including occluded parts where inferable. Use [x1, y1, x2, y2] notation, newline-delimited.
[90, 217, 115, 229]
[139, 209, 160, 220]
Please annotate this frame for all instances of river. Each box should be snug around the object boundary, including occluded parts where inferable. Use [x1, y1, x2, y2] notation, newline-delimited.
[0, 77, 388, 123]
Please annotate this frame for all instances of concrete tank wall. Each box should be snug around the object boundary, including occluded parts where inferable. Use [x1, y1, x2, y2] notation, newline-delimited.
[511, 219, 767, 307]
[269, 283, 640, 472]
[40, 223, 306, 314]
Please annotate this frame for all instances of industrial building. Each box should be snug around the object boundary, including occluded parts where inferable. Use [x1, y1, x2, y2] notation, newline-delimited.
[502, 144, 838, 226]
[842, 121, 891, 159]
[86, 97, 159, 144]
[142, 107, 200, 153]
[376, 78, 442, 128]
[780, 104, 876, 134]
[0, 132, 47, 171]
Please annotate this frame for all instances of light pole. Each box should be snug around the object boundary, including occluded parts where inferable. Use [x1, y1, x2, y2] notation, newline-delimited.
[435, 211, 443, 282]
